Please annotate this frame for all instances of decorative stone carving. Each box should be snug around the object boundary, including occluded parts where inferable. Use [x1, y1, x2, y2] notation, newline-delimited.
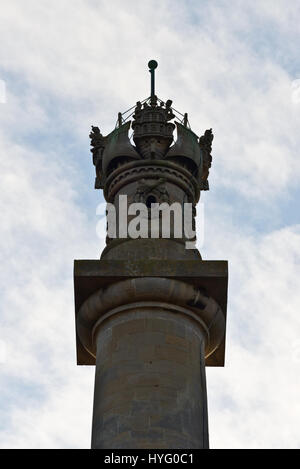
[88, 64, 215, 260]
[90, 103, 214, 194]
[165, 122, 201, 175]
[133, 178, 169, 205]
[89, 126, 105, 189]
[132, 97, 175, 159]
[104, 161, 199, 205]
[101, 122, 140, 175]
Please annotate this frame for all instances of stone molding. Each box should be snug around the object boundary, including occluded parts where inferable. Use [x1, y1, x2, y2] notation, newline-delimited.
[77, 277, 225, 363]
[104, 160, 200, 203]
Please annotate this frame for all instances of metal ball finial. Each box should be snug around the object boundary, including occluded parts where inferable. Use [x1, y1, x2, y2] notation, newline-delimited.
[148, 60, 158, 70]
[148, 60, 158, 97]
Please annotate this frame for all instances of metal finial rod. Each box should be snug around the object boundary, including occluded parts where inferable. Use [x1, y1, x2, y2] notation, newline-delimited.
[148, 60, 158, 97]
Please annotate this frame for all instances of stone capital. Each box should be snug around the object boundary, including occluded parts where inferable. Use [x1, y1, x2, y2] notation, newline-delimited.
[74, 259, 228, 367]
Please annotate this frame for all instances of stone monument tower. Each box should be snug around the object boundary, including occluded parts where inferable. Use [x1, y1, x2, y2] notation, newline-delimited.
[74, 61, 228, 449]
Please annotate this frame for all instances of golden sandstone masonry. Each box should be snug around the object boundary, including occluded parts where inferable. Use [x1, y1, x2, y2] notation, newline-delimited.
[74, 61, 228, 449]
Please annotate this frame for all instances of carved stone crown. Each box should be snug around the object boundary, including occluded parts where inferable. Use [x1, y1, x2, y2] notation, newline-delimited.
[131, 96, 175, 159]
[89, 96, 213, 194]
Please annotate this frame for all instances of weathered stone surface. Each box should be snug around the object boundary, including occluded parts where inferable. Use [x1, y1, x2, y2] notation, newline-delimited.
[91, 309, 208, 449]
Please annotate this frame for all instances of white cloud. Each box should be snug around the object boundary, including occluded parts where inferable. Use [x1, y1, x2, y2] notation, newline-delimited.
[0, 121, 101, 448]
[204, 217, 300, 448]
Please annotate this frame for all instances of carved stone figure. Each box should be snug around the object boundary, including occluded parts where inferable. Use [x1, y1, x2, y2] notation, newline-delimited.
[199, 128, 214, 190]
[133, 101, 142, 120]
[165, 99, 175, 121]
[89, 126, 105, 189]
[89, 126, 104, 151]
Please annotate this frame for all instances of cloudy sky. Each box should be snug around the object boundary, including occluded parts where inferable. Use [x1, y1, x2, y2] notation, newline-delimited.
[0, 0, 300, 449]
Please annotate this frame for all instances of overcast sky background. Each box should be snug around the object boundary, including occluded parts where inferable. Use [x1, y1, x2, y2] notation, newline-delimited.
[0, 0, 300, 449]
